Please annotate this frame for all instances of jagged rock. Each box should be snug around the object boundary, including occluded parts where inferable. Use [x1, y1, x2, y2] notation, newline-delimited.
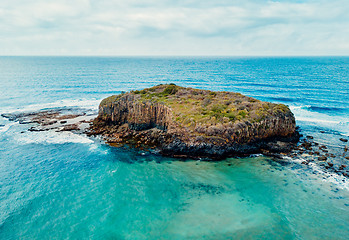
[89, 84, 299, 159]
[59, 124, 79, 131]
[19, 120, 33, 124]
[339, 165, 346, 170]
[42, 120, 57, 126]
[28, 127, 44, 132]
[301, 142, 312, 150]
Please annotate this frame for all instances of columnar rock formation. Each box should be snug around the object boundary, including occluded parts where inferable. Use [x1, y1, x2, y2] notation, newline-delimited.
[90, 84, 298, 159]
[98, 94, 173, 131]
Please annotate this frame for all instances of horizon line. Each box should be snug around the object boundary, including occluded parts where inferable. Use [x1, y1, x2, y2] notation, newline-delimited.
[1, 55, 349, 58]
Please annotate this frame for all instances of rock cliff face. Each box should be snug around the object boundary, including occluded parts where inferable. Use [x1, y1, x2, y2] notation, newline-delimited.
[98, 94, 173, 131]
[90, 84, 299, 159]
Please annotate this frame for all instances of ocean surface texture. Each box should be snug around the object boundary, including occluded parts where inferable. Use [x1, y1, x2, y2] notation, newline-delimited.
[0, 57, 348, 239]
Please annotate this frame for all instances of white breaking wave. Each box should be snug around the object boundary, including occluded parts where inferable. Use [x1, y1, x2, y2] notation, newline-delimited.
[284, 155, 349, 191]
[0, 98, 101, 114]
[14, 130, 94, 145]
[0, 122, 16, 133]
[290, 105, 349, 136]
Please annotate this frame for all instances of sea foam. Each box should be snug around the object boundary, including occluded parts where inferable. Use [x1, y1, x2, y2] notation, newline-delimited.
[0, 98, 101, 115]
[290, 105, 349, 136]
[284, 155, 349, 191]
[14, 130, 94, 145]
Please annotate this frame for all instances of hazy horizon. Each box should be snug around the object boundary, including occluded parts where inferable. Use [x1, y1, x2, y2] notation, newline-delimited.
[1, 55, 349, 57]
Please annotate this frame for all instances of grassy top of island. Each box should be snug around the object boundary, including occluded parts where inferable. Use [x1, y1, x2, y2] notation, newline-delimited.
[100, 84, 290, 128]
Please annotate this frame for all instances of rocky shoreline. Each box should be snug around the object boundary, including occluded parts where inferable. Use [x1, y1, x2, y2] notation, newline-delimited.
[1, 99, 347, 178]
[288, 133, 349, 178]
[1, 107, 97, 134]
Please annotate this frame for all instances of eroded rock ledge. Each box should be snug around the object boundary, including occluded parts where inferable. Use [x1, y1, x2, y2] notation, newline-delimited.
[88, 84, 299, 159]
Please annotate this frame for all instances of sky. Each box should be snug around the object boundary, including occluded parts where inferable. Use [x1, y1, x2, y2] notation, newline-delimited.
[0, 0, 348, 56]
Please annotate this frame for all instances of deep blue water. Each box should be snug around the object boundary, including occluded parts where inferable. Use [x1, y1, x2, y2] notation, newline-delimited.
[0, 57, 348, 239]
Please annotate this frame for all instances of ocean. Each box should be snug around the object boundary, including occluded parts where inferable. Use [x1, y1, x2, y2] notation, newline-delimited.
[0, 56, 348, 239]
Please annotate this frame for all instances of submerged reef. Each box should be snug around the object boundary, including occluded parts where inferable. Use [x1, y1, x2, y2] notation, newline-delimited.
[89, 84, 299, 159]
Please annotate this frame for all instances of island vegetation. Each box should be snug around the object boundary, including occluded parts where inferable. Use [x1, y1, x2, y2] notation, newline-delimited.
[90, 84, 298, 159]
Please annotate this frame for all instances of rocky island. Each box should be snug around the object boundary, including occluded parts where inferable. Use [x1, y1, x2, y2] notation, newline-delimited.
[89, 84, 299, 159]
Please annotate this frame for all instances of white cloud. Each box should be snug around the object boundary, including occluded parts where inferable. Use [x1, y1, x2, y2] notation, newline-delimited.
[0, 0, 348, 55]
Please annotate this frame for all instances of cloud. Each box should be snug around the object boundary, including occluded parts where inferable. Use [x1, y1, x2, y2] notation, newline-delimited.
[0, 0, 348, 55]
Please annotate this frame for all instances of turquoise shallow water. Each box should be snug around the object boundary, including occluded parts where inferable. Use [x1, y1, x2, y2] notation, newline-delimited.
[0, 57, 348, 239]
